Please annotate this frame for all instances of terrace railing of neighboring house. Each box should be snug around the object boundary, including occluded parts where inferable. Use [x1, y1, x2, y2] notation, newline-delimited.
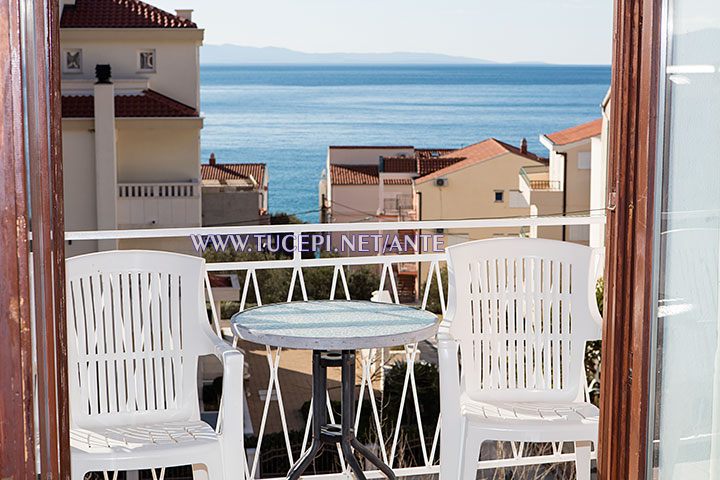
[64, 215, 605, 480]
[519, 165, 562, 191]
[117, 181, 202, 228]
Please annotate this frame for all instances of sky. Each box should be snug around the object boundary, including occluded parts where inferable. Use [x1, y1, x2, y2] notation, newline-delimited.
[149, 0, 613, 65]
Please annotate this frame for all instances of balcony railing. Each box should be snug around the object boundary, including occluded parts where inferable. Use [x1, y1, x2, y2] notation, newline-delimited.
[65, 215, 605, 480]
[117, 181, 201, 228]
[118, 182, 200, 199]
[519, 166, 562, 191]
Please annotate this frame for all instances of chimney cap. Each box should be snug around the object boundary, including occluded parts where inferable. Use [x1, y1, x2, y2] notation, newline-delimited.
[175, 9, 193, 21]
[209, 152, 216, 165]
[95, 64, 112, 84]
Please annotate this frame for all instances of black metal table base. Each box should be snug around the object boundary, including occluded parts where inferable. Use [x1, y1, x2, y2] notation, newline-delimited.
[287, 350, 396, 480]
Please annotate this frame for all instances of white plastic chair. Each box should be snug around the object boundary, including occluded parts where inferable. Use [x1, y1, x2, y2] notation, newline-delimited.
[66, 250, 245, 480]
[438, 238, 602, 480]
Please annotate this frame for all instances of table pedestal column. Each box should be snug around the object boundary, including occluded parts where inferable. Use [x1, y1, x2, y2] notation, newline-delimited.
[287, 350, 396, 480]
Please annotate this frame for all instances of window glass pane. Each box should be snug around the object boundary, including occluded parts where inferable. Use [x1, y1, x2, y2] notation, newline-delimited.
[651, 0, 720, 477]
[578, 151, 591, 170]
[140, 51, 155, 71]
[64, 49, 81, 72]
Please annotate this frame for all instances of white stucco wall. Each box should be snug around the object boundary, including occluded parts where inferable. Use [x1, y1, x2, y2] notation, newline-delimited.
[60, 29, 202, 109]
[331, 184, 412, 222]
[62, 121, 99, 256]
[416, 152, 536, 237]
[590, 102, 611, 249]
[115, 119, 202, 182]
[541, 137, 596, 244]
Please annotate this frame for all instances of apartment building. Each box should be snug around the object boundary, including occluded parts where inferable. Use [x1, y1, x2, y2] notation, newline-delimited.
[415, 138, 547, 243]
[518, 117, 606, 245]
[60, 0, 204, 256]
[319, 140, 547, 300]
[201, 154, 269, 227]
[590, 91, 611, 248]
[321, 146, 423, 224]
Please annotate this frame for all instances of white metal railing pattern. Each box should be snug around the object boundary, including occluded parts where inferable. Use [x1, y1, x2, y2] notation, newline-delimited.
[116, 182, 202, 228]
[519, 165, 561, 191]
[117, 182, 200, 198]
[64, 215, 606, 479]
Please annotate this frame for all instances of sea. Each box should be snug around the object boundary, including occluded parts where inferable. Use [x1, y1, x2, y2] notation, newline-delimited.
[199, 64, 611, 222]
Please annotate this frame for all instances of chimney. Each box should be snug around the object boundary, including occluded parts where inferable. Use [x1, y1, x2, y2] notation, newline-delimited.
[175, 9, 193, 21]
[95, 64, 112, 84]
[209, 152, 216, 166]
[521, 138, 528, 154]
[60, 0, 76, 17]
[93, 64, 118, 249]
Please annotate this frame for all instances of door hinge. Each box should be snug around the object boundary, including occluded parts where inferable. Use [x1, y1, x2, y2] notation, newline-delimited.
[607, 190, 617, 211]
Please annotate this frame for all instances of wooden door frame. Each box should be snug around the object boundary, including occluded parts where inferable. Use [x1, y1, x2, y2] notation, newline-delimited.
[598, 0, 664, 478]
[0, 0, 69, 478]
[0, 0, 37, 475]
[1, 0, 670, 477]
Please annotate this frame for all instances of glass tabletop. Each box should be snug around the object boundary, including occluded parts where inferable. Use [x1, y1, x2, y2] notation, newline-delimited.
[230, 300, 439, 350]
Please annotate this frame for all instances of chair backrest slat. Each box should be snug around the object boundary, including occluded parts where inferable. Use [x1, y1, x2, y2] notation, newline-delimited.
[447, 238, 602, 403]
[66, 250, 218, 429]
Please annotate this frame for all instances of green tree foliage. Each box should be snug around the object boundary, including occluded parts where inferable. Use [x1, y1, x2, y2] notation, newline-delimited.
[418, 264, 448, 314]
[382, 361, 440, 432]
[585, 277, 603, 405]
[205, 210, 382, 313]
[346, 265, 381, 301]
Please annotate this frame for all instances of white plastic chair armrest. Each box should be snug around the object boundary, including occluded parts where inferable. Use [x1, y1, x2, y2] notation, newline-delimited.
[437, 326, 460, 416]
[437, 325, 462, 479]
[214, 340, 245, 474]
[213, 341, 245, 435]
[438, 326, 461, 415]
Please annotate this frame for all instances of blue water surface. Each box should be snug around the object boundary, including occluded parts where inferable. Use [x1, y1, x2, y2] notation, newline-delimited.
[199, 64, 610, 221]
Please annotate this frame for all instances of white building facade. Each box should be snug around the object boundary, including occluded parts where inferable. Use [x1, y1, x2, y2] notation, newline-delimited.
[60, 0, 204, 255]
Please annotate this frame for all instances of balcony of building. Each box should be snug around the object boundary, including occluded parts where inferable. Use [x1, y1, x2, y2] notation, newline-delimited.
[519, 165, 562, 192]
[117, 181, 202, 229]
[50, 215, 604, 480]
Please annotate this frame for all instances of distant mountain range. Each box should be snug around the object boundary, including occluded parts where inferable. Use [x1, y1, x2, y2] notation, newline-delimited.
[200, 45, 504, 65]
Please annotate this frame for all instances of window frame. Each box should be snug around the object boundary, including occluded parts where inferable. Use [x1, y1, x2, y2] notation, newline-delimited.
[137, 49, 157, 73]
[62, 48, 82, 73]
[578, 151, 592, 170]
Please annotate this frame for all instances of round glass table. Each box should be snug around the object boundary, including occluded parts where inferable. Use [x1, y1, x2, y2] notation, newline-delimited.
[231, 300, 439, 480]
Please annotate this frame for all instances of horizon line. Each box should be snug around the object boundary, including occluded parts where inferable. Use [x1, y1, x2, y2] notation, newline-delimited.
[200, 44, 611, 66]
[199, 61, 612, 67]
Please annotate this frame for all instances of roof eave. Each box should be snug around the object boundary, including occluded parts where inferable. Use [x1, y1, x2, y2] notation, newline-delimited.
[60, 28, 204, 42]
[539, 135, 555, 150]
[543, 135, 597, 151]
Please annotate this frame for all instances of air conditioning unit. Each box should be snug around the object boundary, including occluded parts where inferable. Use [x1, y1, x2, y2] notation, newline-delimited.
[435, 178, 447, 187]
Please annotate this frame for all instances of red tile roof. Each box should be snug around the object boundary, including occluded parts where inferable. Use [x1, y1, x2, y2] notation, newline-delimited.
[382, 157, 416, 173]
[201, 163, 266, 183]
[417, 157, 464, 176]
[544, 119, 602, 146]
[416, 138, 547, 183]
[330, 165, 411, 186]
[61, 0, 197, 28]
[62, 90, 198, 118]
[381, 155, 465, 176]
[328, 145, 414, 150]
[329, 140, 545, 185]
